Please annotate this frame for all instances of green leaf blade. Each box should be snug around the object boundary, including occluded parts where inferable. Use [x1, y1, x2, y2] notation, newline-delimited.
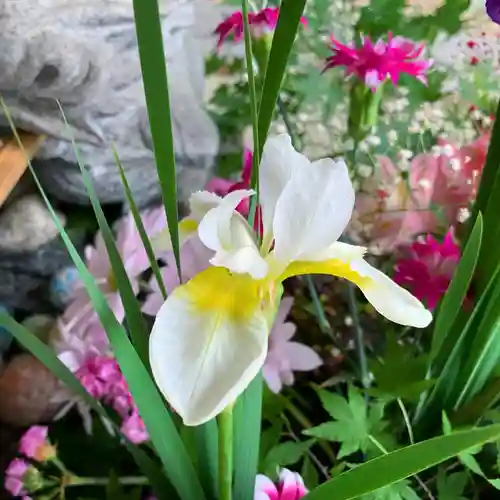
[304, 425, 500, 500]
[256, 0, 307, 158]
[132, 0, 181, 275]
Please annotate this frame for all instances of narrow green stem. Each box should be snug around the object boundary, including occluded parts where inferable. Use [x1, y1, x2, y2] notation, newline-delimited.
[347, 283, 370, 389]
[67, 476, 148, 487]
[241, 0, 260, 233]
[218, 409, 234, 500]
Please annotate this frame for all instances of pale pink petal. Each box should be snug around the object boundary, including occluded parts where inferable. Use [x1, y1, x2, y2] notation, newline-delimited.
[282, 342, 322, 372]
[262, 363, 284, 393]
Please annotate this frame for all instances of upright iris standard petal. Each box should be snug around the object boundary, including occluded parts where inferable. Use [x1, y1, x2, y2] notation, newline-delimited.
[198, 189, 268, 278]
[259, 134, 310, 243]
[272, 157, 355, 265]
[149, 267, 269, 426]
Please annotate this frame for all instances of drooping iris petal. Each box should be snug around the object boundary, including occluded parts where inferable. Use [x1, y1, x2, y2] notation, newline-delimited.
[281, 244, 431, 328]
[259, 134, 309, 244]
[272, 157, 355, 265]
[149, 267, 269, 426]
[350, 259, 432, 327]
[198, 189, 268, 278]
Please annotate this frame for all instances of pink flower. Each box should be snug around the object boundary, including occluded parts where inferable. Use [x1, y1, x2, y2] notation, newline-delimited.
[262, 297, 322, 393]
[255, 469, 308, 500]
[324, 33, 432, 90]
[215, 7, 307, 47]
[19, 426, 55, 462]
[4, 459, 30, 497]
[394, 231, 461, 310]
[349, 137, 487, 252]
[66, 207, 166, 324]
[121, 409, 149, 445]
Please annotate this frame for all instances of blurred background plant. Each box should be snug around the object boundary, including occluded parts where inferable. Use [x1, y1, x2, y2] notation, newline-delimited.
[3, 0, 500, 499]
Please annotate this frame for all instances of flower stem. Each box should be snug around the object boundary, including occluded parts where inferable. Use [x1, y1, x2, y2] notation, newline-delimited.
[67, 476, 148, 487]
[347, 283, 370, 389]
[218, 408, 234, 500]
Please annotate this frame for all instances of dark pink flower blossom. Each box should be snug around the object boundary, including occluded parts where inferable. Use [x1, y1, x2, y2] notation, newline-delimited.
[394, 231, 461, 310]
[255, 469, 308, 500]
[76, 355, 149, 444]
[214, 7, 307, 47]
[324, 33, 432, 90]
[4, 459, 30, 497]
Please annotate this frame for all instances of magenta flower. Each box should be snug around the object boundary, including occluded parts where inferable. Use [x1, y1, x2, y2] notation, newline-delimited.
[121, 409, 148, 445]
[4, 459, 30, 497]
[324, 33, 432, 90]
[262, 297, 322, 393]
[394, 231, 461, 310]
[75, 354, 149, 444]
[206, 148, 253, 215]
[255, 469, 308, 500]
[215, 7, 307, 47]
[19, 426, 55, 462]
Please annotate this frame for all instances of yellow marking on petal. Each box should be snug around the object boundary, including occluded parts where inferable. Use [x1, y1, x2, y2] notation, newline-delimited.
[280, 259, 370, 288]
[152, 217, 199, 253]
[179, 217, 199, 234]
[179, 267, 263, 322]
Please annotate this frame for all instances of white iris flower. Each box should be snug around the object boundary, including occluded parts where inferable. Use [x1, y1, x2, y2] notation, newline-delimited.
[149, 134, 432, 426]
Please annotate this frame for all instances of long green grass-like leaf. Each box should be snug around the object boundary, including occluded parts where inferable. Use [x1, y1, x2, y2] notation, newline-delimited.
[256, 0, 306, 159]
[0, 313, 176, 500]
[132, 0, 181, 276]
[455, 268, 500, 407]
[114, 148, 168, 301]
[55, 103, 149, 365]
[431, 214, 482, 360]
[1, 100, 204, 500]
[195, 420, 219, 500]
[418, 257, 500, 427]
[232, 373, 263, 500]
[242, 0, 261, 228]
[304, 424, 500, 500]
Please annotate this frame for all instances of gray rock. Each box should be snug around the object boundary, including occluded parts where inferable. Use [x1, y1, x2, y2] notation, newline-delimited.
[0, 0, 219, 208]
[0, 194, 66, 252]
[0, 233, 85, 312]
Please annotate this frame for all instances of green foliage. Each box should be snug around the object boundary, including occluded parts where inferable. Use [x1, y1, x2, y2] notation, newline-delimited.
[132, 0, 181, 273]
[370, 334, 433, 401]
[436, 470, 468, 500]
[304, 424, 500, 500]
[261, 440, 315, 476]
[305, 387, 394, 458]
[356, 0, 470, 40]
[360, 480, 418, 500]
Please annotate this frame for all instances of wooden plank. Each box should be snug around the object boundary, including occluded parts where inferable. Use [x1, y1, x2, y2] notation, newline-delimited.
[0, 133, 44, 207]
